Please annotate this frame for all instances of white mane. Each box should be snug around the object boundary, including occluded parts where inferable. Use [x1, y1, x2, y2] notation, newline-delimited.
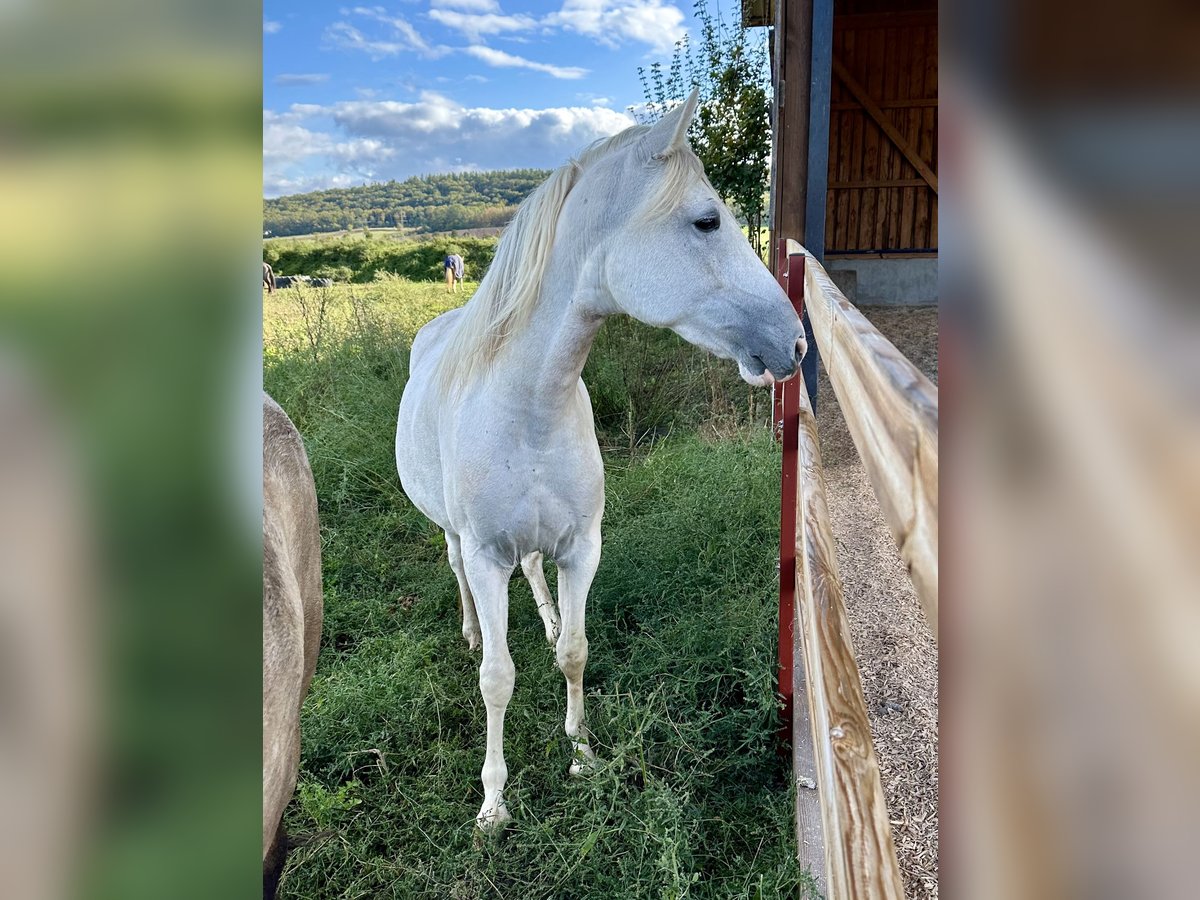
[432, 122, 707, 396]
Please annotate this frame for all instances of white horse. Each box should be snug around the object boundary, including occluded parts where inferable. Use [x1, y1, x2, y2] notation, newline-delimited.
[396, 91, 804, 830]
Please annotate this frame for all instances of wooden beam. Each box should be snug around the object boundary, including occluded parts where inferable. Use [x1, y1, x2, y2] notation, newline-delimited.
[801, 248, 939, 637]
[831, 58, 938, 195]
[741, 0, 775, 29]
[806, 0, 834, 261]
[793, 381, 906, 899]
[831, 99, 940, 111]
[830, 179, 930, 189]
[770, 0, 814, 263]
[832, 10, 938, 31]
[825, 251, 938, 260]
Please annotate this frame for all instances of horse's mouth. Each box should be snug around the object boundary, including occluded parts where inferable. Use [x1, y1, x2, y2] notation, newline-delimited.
[737, 355, 793, 387]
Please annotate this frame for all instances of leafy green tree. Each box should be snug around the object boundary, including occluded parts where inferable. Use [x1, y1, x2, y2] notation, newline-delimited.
[637, 1, 771, 253]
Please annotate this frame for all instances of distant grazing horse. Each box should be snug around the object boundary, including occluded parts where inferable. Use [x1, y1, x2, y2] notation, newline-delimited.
[263, 393, 323, 897]
[264, 262, 276, 293]
[444, 253, 465, 293]
[396, 91, 805, 830]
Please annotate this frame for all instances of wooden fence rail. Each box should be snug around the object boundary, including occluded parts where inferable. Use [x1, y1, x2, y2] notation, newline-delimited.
[797, 240, 939, 638]
[776, 240, 937, 898]
[793, 380, 905, 899]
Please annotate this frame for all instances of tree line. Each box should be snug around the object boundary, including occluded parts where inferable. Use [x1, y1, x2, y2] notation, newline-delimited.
[264, 170, 549, 237]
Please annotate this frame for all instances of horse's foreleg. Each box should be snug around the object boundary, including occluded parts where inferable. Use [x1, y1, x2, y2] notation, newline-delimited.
[520, 551, 560, 644]
[556, 533, 601, 775]
[461, 545, 515, 829]
[446, 531, 481, 650]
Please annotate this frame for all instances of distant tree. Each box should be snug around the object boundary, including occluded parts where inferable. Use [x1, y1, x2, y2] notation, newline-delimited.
[263, 169, 549, 237]
[637, 1, 771, 254]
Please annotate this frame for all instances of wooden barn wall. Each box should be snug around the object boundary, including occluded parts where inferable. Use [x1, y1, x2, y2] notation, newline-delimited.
[826, 10, 938, 255]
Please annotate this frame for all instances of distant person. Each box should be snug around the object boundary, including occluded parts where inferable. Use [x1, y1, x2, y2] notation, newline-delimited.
[443, 253, 464, 293]
[263, 261, 276, 294]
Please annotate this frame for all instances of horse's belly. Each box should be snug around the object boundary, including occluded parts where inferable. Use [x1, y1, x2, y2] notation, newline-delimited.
[396, 386, 451, 530]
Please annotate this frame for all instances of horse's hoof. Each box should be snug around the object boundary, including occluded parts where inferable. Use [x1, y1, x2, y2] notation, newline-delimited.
[569, 757, 596, 777]
[568, 745, 597, 777]
[475, 803, 512, 836]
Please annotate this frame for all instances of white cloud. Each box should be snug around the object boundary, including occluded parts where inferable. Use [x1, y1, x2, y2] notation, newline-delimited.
[464, 46, 587, 79]
[263, 98, 635, 196]
[431, 0, 500, 10]
[264, 116, 401, 194]
[332, 138, 397, 166]
[349, 6, 430, 50]
[325, 7, 447, 59]
[322, 1, 687, 61]
[263, 19, 282, 34]
[274, 73, 332, 87]
[547, 0, 686, 53]
[427, 8, 538, 42]
[325, 22, 409, 58]
[264, 121, 335, 170]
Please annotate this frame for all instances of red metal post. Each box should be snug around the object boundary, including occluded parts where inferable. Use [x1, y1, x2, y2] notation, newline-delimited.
[776, 241, 806, 743]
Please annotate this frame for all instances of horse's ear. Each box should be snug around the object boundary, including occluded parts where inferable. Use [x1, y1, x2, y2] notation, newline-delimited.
[646, 87, 699, 157]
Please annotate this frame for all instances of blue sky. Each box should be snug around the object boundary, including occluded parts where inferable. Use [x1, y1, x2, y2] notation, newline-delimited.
[264, 1, 711, 197]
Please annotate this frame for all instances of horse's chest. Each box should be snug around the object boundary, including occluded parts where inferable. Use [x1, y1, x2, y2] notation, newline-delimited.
[450, 441, 603, 553]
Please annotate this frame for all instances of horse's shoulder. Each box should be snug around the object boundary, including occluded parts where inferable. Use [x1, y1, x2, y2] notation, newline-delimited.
[412, 307, 464, 359]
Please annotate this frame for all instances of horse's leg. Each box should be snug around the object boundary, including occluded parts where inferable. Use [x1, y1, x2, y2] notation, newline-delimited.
[263, 820, 287, 900]
[520, 551, 560, 644]
[461, 545, 515, 829]
[556, 533, 601, 775]
[446, 531, 481, 651]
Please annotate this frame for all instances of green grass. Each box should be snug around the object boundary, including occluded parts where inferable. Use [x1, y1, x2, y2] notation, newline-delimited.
[265, 280, 816, 899]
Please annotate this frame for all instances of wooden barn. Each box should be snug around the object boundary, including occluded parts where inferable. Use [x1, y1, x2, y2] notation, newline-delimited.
[745, 0, 938, 304]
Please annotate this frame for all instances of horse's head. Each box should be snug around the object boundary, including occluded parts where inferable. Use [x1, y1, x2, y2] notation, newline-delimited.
[572, 90, 806, 386]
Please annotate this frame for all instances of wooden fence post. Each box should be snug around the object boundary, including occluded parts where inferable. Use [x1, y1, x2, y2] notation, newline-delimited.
[777, 240, 807, 742]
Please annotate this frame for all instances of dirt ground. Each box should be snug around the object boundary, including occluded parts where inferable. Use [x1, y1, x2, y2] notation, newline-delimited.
[814, 306, 939, 899]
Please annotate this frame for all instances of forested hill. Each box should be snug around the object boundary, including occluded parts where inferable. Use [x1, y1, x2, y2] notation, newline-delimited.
[264, 169, 550, 237]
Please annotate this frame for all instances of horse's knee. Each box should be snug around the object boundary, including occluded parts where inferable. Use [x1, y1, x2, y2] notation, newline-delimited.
[479, 654, 515, 706]
[556, 634, 588, 678]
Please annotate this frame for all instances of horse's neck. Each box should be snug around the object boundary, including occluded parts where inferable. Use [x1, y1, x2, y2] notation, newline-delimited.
[490, 242, 608, 425]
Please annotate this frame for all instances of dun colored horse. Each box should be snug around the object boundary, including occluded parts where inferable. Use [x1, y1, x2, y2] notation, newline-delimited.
[263, 394, 323, 896]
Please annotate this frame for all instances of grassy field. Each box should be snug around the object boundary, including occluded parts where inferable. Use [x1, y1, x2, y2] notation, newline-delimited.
[265, 280, 815, 899]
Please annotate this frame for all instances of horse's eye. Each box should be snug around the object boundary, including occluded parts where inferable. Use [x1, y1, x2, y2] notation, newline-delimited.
[693, 214, 720, 233]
